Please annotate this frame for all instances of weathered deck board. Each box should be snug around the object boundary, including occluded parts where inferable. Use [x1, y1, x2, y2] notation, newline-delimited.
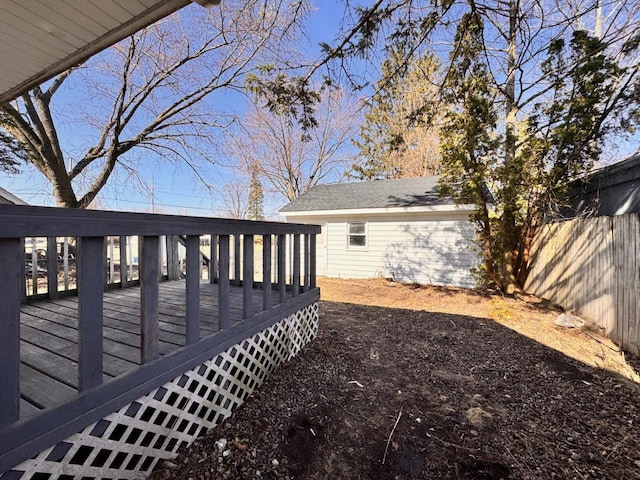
[18, 280, 291, 419]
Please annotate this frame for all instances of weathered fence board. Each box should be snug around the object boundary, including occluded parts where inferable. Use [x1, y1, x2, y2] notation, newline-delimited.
[526, 213, 640, 355]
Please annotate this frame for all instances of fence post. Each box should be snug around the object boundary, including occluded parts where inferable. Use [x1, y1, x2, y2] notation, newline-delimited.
[78, 236, 105, 391]
[140, 236, 160, 363]
[0, 238, 21, 426]
[185, 235, 200, 344]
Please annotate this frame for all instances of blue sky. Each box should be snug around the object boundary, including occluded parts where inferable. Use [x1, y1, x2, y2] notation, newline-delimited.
[2, 1, 638, 215]
[0, 0, 348, 218]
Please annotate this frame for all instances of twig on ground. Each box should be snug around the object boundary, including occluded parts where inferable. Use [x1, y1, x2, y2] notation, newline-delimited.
[605, 435, 628, 461]
[425, 431, 481, 454]
[382, 408, 403, 465]
[336, 403, 380, 428]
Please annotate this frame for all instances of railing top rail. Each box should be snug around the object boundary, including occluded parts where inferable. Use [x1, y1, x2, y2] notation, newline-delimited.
[0, 205, 320, 238]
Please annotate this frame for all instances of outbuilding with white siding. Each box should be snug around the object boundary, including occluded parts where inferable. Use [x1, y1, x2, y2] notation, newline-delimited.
[280, 177, 479, 288]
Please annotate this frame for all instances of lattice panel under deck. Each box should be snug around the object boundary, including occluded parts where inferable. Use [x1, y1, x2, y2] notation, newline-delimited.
[4, 302, 318, 480]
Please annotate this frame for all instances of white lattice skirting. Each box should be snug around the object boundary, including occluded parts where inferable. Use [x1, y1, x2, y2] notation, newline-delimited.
[8, 302, 319, 480]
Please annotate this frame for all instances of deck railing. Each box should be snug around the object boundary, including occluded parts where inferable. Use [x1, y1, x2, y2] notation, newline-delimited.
[0, 204, 319, 433]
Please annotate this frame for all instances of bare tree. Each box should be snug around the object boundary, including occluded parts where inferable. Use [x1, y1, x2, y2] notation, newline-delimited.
[222, 180, 251, 219]
[227, 88, 359, 202]
[0, 0, 309, 208]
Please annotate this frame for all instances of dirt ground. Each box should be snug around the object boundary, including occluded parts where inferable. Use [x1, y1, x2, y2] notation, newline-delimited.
[151, 278, 640, 479]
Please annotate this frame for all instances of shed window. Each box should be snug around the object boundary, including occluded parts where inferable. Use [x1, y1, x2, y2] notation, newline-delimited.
[347, 222, 367, 248]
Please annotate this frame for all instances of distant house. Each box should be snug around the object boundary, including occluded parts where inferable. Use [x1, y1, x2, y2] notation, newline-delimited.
[280, 177, 478, 288]
[0, 186, 28, 205]
[567, 154, 640, 217]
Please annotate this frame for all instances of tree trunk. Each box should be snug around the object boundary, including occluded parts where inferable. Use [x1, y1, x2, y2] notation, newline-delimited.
[502, 0, 520, 294]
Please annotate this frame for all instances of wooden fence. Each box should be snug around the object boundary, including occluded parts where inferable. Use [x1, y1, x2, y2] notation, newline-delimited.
[525, 213, 639, 356]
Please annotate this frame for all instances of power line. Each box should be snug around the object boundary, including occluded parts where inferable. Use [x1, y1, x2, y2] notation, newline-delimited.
[6, 190, 228, 214]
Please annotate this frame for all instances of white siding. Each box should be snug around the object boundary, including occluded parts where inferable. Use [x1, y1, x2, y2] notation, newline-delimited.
[286, 211, 479, 288]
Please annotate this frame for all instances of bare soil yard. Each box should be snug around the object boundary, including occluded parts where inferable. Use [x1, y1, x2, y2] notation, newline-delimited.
[151, 278, 640, 479]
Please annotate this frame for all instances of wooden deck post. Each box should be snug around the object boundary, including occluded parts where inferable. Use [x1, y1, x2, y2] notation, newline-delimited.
[263, 234, 272, 310]
[277, 234, 286, 303]
[0, 238, 21, 427]
[78, 236, 105, 391]
[243, 235, 254, 319]
[218, 235, 230, 330]
[293, 234, 300, 296]
[185, 235, 200, 344]
[140, 236, 160, 363]
[47, 236, 59, 299]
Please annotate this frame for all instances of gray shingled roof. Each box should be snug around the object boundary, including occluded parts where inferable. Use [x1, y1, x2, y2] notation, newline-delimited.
[280, 176, 453, 213]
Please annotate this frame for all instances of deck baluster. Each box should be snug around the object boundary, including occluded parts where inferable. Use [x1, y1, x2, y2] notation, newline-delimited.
[304, 234, 310, 292]
[293, 234, 301, 296]
[63, 238, 70, 291]
[233, 235, 241, 286]
[218, 235, 230, 330]
[47, 236, 58, 299]
[310, 234, 317, 289]
[210, 235, 218, 284]
[108, 236, 116, 285]
[78, 236, 105, 391]
[185, 235, 200, 344]
[277, 234, 286, 303]
[20, 238, 26, 299]
[140, 236, 160, 364]
[30, 238, 37, 296]
[0, 238, 21, 427]
[120, 236, 128, 288]
[263, 235, 272, 310]
[243, 235, 254, 319]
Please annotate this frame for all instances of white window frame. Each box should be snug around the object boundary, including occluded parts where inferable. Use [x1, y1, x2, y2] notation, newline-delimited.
[347, 221, 368, 249]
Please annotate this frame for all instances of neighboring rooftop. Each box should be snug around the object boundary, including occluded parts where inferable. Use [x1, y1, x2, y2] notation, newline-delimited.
[280, 176, 452, 213]
[567, 153, 640, 217]
[0, 186, 28, 205]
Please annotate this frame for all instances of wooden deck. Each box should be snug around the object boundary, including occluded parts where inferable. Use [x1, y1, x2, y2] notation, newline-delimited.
[18, 280, 290, 419]
[0, 204, 320, 476]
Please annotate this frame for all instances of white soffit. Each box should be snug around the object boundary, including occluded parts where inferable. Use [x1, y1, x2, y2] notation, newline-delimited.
[0, 0, 219, 104]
